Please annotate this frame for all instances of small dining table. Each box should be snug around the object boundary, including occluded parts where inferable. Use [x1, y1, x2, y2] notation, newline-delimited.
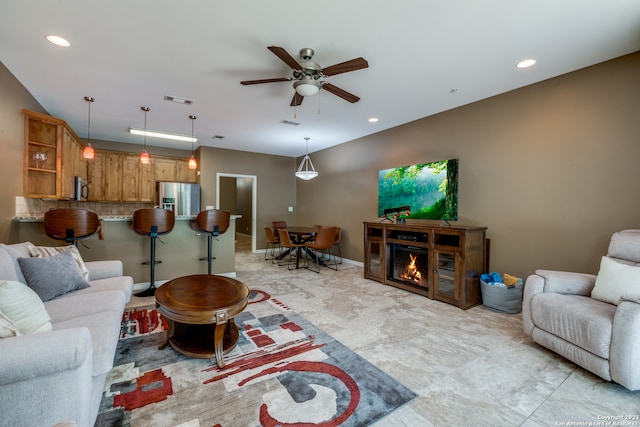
[278, 226, 319, 269]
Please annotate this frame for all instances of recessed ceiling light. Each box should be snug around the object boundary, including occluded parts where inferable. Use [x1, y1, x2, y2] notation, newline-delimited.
[45, 35, 71, 47]
[368, 117, 379, 123]
[517, 59, 537, 69]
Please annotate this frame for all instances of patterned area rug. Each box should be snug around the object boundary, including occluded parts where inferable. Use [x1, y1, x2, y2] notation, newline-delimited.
[96, 289, 416, 427]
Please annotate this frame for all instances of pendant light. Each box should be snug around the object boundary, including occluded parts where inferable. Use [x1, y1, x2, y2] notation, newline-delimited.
[139, 106, 151, 164]
[188, 114, 197, 170]
[82, 96, 95, 159]
[295, 137, 318, 180]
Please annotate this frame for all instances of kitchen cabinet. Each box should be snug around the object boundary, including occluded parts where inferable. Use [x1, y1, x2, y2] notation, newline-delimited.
[103, 152, 123, 201]
[23, 110, 87, 199]
[156, 157, 197, 183]
[121, 154, 154, 202]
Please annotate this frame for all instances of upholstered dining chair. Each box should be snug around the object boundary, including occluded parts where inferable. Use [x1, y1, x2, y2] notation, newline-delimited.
[195, 209, 231, 275]
[277, 228, 306, 270]
[332, 227, 343, 264]
[264, 226, 281, 262]
[272, 220, 287, 235]
[44, 208, 102, 246]
[305, 226, 338, 272]
[132, 208, 175, 297]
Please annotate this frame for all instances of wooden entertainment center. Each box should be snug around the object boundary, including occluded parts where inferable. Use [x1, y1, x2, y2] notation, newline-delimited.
[364, 222, 487, 310]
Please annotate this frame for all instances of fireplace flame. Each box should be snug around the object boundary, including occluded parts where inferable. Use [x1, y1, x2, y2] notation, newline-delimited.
[401, 253, 422, 283]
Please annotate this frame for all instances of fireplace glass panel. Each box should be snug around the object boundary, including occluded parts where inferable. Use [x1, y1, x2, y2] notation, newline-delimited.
[436, 252, 456, 298]
[390, 245, 429, 288]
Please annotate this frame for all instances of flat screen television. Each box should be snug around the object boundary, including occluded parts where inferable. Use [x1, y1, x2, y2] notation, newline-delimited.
[378, 158, 458, 221]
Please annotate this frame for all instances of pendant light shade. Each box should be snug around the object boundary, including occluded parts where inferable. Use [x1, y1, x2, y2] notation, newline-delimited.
[139, 106, 151, 164]
[188, 115, 197, 170]
[295, 137, 318, 180]
[82, 96, 95, 159]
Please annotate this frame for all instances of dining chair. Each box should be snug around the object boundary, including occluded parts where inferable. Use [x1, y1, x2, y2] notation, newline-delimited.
[305, 226, 338, 272]
[331, 227, 343, 264]
[264, 226, 281, 262]
[277, 228, 307, 270]
[44, 208, 102, 246]
[272, 220, 287, 234]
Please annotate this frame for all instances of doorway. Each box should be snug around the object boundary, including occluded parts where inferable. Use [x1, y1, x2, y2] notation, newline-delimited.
[216, 173, 257, 253]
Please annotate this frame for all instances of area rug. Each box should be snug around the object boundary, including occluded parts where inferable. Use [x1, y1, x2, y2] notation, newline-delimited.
[96, 289, 416, 427]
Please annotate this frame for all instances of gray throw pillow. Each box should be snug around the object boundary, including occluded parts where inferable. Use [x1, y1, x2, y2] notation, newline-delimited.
[18, 251, 91, 301]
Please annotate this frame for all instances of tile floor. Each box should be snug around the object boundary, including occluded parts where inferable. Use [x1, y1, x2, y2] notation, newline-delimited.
[127, 240, 640, 427]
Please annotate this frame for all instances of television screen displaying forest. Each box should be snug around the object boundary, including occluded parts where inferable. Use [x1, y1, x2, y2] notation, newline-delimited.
[378, 158, 458, 221]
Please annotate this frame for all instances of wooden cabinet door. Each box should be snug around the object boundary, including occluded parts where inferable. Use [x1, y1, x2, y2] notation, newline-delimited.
[60, 126, 84, 199]
[103, 152, 123, 201]
[87, 152, 105, 201]
[155, 158, 176, 182]
[139, 158, 155, 202]
[121, 155, 140, 201]
[432, 249, 461, 306]
[176, 159, 197, 183]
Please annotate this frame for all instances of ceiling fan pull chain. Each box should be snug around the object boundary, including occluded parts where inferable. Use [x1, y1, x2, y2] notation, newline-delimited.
[317, 92, 321, 115]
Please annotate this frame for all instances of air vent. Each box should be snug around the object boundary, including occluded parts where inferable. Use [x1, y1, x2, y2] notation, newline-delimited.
[280, 120, 300, 126]
[164, 95, 193, 105]
[212, 135, 225, 140]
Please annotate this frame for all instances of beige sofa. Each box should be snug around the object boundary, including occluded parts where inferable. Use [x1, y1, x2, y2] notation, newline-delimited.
[0, 241, 133, 427]
[523, 230, 640, 391]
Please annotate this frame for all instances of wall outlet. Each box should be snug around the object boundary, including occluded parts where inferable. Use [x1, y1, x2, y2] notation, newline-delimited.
[288, 206, 294, 212]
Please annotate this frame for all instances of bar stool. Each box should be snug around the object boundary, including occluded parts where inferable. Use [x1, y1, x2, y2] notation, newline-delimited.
[44, 208, 102, 246]
[132, 208, 175, 297]
[195, 209, 230, 275]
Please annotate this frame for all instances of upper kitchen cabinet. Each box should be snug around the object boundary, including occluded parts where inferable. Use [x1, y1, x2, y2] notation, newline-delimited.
[156, 157, 197, 183]
[23, 110, 87, 199]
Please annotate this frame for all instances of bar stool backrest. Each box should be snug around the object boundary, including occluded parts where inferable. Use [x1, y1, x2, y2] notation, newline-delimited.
[196, 209, 230, 236]
[44, 208, 100, 244]
[132, 208, 175, 236]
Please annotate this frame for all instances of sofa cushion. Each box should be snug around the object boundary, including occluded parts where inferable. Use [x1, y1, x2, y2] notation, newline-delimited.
[18, 251, 91, 302]
[0, 245, 22, 283]
[531, 293, 616, 359]
[0, 280, 52, 335]
[592, 256, 640, 305]
[45, 290, 126, 324]
[28, 244, 90, 281]
[53, 309, 124, 376]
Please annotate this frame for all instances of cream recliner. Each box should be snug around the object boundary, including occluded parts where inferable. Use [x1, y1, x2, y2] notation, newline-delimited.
[522, 229, 640, 391]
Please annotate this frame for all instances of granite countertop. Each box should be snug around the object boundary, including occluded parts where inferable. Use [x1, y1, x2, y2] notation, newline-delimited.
[13, 214, 239, 223]
[13, 215, 197, 223]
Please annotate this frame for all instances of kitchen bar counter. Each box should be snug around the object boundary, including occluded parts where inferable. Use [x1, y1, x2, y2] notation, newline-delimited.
[12, 215, 198, 222]
[11, 215, 238, 285]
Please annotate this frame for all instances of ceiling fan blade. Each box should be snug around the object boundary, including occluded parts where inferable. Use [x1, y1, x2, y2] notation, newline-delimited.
[290, 92, 304, 107]
[321, 57, 369, 76]
[321, 83, 360, 103]
[268, 46, 302, 70]
[240, 77, 291, 85]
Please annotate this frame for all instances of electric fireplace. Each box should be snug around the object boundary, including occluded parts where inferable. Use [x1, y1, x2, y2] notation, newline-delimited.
[388, 244, 429, 289]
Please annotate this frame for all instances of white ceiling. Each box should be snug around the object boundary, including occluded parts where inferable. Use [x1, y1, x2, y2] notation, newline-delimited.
[1, 1, 639, 158]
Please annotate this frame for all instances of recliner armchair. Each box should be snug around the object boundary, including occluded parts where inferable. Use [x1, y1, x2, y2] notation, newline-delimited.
[522, 229, 640, 391]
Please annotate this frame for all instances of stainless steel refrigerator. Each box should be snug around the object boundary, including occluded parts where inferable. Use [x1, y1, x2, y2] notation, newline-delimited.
[156, 182, 201, 216]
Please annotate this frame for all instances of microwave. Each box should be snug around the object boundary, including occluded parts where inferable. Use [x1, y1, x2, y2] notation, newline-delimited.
[74, 176, 89, 201]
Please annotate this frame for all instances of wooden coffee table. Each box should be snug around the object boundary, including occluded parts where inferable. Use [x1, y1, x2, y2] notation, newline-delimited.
[155, 274, 249, 368]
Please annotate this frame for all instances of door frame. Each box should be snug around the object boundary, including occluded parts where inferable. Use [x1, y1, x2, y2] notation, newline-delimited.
[216, 172, 257, 253]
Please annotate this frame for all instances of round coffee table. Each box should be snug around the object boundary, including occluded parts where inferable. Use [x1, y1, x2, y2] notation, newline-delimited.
[155, 274, 249, 368]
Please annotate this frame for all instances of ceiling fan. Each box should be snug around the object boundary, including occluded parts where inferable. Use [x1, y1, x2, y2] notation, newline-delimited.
[240, 46, 369, 106]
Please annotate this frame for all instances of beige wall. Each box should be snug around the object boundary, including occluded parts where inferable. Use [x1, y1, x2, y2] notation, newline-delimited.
[296, 52, 640, 278]
[2, 53, 639, 280]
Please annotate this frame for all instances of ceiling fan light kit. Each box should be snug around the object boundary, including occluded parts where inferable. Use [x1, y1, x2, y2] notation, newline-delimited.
[241, 46, 368, 107]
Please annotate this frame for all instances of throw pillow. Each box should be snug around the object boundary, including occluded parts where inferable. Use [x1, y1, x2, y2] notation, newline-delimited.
[18, 251, 91, 302]
[591, 256, 640, 305]
[0, 309, 22, 338]
[28, 244, 90, 281]
[0, 280, 52, 335]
